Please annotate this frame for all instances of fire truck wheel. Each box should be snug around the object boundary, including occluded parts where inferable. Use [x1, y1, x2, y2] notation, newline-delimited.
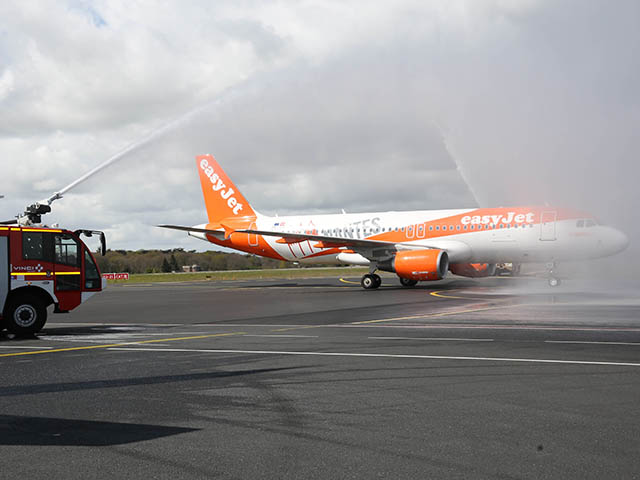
[5, 295, 47, 335]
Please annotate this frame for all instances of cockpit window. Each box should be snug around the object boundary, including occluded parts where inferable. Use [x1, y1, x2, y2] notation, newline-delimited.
[585, 219, 596, 227]
[576, 220, 584, 228]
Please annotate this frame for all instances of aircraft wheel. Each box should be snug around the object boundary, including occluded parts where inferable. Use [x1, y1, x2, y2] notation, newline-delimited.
[361, 274, 381, 290]
[548, 277, 561, 287]
[399, 277, 418, 287]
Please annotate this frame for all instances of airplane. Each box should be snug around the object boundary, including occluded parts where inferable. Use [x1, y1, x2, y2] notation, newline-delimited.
[159, 155, 629, 289]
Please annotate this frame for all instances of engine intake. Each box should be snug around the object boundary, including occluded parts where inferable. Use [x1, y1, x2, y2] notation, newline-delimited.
[379, 249, 449, 281]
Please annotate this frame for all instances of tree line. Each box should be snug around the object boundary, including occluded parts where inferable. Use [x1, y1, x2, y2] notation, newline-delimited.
[94, 248, 295, 274]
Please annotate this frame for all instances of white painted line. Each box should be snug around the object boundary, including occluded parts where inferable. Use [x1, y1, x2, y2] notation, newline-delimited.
[545, 340, 640, 346]
[198, 324, 308, 327]
[368, 337, 494, 342]
[338, 324, 640, 332]
[0, 345, 53, 349]
[106, 348, 640, 367]
[244, 334, 319, 338]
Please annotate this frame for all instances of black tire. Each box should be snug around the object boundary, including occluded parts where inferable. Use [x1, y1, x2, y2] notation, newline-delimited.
[5, 294, 47, 335]
[361, 274, 380, 290]
[399, 277, 418, 287]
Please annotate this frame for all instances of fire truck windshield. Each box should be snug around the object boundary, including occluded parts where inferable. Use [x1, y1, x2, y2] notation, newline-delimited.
[84, 250, 101, 289]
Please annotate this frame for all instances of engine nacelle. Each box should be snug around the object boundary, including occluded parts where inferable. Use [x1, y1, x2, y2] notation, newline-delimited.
[449, 263, 496, 278]
[379, 249, 449, 281]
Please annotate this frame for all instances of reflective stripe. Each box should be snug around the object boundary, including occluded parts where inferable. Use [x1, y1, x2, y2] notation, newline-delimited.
[22, 228, 62, 233]
[11, 271, 81, 276]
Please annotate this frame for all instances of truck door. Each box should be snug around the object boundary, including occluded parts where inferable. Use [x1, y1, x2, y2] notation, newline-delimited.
[53, 233, 82, 311]
[539, 211, 557, 241]
[0, 236, 8, 311]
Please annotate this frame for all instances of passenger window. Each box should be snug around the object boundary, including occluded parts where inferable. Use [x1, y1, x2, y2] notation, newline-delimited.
[436, 226, 440, 231]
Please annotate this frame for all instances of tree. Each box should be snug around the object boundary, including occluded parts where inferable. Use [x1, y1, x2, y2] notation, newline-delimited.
[161, 257, 171, 273]
[169, 254, 179, 272]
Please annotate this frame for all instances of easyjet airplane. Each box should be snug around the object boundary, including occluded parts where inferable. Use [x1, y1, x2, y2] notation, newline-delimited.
[160, 155, 629, 289]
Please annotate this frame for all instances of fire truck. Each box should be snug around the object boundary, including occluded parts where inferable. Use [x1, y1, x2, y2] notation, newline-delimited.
[1, 204, 106, 335]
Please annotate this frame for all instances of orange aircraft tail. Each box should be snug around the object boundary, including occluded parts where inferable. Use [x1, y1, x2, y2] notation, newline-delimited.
[196, 154, 257, 225]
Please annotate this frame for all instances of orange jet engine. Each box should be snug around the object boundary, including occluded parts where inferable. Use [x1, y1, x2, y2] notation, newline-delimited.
[379, 250, 449, 281]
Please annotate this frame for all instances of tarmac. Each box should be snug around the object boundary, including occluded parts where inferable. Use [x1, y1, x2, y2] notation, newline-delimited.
[1, 274, 639, 479]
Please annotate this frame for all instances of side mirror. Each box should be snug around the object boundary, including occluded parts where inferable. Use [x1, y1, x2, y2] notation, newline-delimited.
[99, 231, 106, 256]
[75, 229, 107, 256]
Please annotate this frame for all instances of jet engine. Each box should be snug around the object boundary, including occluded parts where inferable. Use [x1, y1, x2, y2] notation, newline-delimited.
[449, 263, 496, 278]
[379, 249, 449, 281]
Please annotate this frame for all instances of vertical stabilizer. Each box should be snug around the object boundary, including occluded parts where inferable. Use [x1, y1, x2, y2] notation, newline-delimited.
[196, 155, 256, 224]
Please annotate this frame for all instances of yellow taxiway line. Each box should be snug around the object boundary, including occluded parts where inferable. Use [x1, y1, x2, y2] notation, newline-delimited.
[0, 331, 246, 358]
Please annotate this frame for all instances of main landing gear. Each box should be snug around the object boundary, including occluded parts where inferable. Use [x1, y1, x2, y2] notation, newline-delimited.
[399, 277, 418, 287]
[361, 273, 382, 290]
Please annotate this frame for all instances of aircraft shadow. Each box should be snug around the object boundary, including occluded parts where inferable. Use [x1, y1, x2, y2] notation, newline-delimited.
[0, 414, 197, 446]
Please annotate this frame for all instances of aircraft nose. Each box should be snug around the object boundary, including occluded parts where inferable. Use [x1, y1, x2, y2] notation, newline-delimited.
[611, 228, 629, 253]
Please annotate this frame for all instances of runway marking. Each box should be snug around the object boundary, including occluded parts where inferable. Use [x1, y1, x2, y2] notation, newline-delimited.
[106, 348, 640, 367]
[342, 323, 640, 332]
[430, 290, 481, 300]
[545, 340, 640, 346]
[368, 336, 494, 342]
[272, 325, 326, 333]
[244, 334, 319, 338]
[352, 304, 516, 324]
[0, 345, 53, 349]
[339, 278, 361, 285]
[0, 332, 246, 358]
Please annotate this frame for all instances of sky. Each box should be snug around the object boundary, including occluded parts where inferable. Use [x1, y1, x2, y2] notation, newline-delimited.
[1, 1, 639, 262]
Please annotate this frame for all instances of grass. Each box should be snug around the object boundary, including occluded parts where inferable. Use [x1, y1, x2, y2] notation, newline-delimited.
[107, 267, 370, 284]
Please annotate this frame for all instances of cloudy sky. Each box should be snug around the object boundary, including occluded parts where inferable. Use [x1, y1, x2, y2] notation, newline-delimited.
[1, 1, 639, 258]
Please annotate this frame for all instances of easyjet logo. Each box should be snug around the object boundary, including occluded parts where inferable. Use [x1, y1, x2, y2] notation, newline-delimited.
[460, 212, 535, 225]
[200, 158, 243, 215]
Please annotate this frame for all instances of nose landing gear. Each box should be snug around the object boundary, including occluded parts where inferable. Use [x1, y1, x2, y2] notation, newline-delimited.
[546, 262, 561, 287]
[361, 273, 382, 289]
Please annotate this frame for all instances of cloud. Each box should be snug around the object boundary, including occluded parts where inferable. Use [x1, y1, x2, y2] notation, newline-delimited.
[1, 0, 639, 278]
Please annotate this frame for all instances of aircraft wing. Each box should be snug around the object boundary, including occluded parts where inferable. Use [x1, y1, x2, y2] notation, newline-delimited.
[157, 225, 472, 262]
[159, 224, 421, 250]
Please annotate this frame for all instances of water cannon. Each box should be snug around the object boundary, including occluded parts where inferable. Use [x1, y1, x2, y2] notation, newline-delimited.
[24, 202, 52, 224]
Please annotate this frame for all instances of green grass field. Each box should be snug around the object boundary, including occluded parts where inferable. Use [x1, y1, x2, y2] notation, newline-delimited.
[107, 267, 371, 284]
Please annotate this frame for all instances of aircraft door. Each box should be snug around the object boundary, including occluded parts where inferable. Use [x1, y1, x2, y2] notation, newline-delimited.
[539, 211, 557, 241]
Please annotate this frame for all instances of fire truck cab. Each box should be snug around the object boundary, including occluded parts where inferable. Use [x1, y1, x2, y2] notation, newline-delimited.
[0, 226, 106, 335]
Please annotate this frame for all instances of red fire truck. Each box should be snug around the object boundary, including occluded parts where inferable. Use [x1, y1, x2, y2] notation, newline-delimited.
[0, 225, 106, 335]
